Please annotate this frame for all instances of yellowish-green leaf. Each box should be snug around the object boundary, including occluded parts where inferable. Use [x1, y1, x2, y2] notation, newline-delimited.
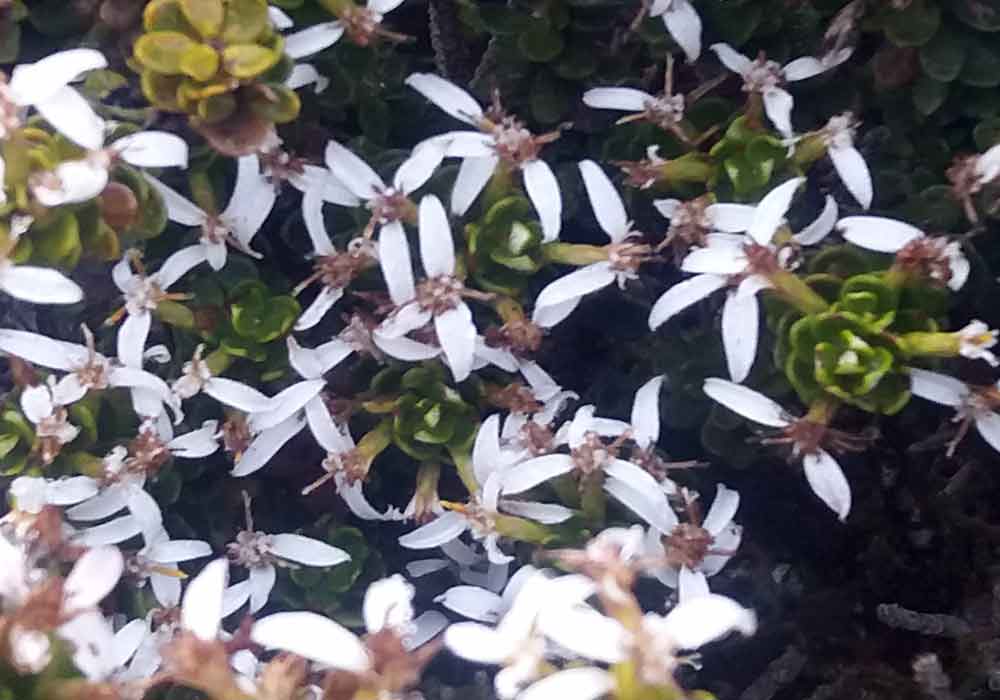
[180, 43, 221, 81]
[249, 82, 301, 123]
[222, 44, 280, 78]
[221, 0, 269, 43]
[197, 93, 237, 123]
[140, 71, 184, 110]
[134, 31, 199, 74]
[143, 0, 197, 34]
[179, 0, 224, 37]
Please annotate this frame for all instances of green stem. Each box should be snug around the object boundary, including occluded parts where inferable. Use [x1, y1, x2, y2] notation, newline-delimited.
[805, 395, 840, 425]
[447, 445, 480, 496]
[769, 269, 830, 315]
[542, 242, 608, 266]
[205, 347, 232, 375]
[898, 330, 960, 359]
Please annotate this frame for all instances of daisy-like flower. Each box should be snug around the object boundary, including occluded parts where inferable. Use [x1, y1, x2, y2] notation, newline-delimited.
[283, 0, 408, 56]
[908, 368, 1000, 456]
[649, 0, 702, 62]
[171, 344, 273, 413]
[1, 48, 107, 148]
[0, 215, 83, 304]
[19, 381, 79, 464]
[649, 180, 838, 382]
[251, 575, 447, 700]
[0, 325, 180, 419]
[955, 321, 999, 366]
[400, 414, 574, 565]
[145, 155, 277, 270]
[710, 43, 853, 138]
[487, 361, 578, 456]
[703, 378, 864, 521]
[837, 216, 970, 291]
[535, 594, 757, 698]
[816, 112, 872, 209]
[29, 129, 189, 208]
[532, 160, 654, 328]
[376, 194, 490, 382]
[405, 73, 563, 240]
[443, 570, 597, 699]
[641, 484, 742, 598]
[125, 528, 213, 610]
[225, 493, 350, 613]
[110, 247, 206, 369]
[653, 193, 756, 260]
[435, 563, 544, 623]
[6, 475, 98, 517]
[947, 142, 1000, 223]
[500, 402, 677, 534]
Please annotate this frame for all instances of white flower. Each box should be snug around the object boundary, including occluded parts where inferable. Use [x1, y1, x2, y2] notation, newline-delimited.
[127, 529, 213, 609]
[294, 233, 375, 331]
[703, 378, 853, 520]
[435, 564, 543, 623]
[908, 368, 1000, 455]
[7, 474, 97, 515]
[532, 160, 651, 328]
[710, 43, 852, 137]
[226, 493, 350, 613]
[652, 193, 756, 255]
[500, 402, 676, 534]
[111, 247, 206, 370]
[837, 216, 969, 291]
[375, 194, 481, 382]
[0, 217, 83, 304]
[19, 382, 79, 463]
[180, 558, 230, 642]
[649, 0, 702, 62]
[956, 320, 998, 366]
[145, 155, 277, 270]
[283, 0, 407, 57]
[649, 181, 837, 383]
[171, 344, 273, 412]
[30, 130, 189, 208]
[818, 112, 872, 209]
[2, 48, 107, 148]
[0, 326, 181, 420]
[405, 73, 562, 240]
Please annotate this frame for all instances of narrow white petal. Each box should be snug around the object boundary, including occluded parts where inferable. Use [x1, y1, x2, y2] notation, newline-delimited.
[143, 176, 206, 227]
[271, 533, 350, 566]
[451, 155, 498, 215]
[521, 668, 613, 700]
[324, 140, 384, 200]
[578, 160, 627, 242]
[72, 515, 142, 546]
[250, 379, 325, 432]
[436, 304, 476, 383]
[631, 376, 663, 448]
[204, 377, 271, 413]
[231, 417, 305, 477]
[252, 612, 370, 671]
[0, 265, 84, 305]
[678, 566, 710, 600]
[802, 449, 851, 521]
[405, 73, 483, 125]
[126, 488, 164, 540]
[337, 475, 392, 521]
[373, 331, 441, 361]
[295, 286, 343, 331]
[499, 499, 574, 524]
[418, 194, 455, 276]
[306, 398, 352, 455]
[363, 575, 414, 633]
[221, 580, 250, 618]
[654, 198, 681, 219]
[0, 329, 86, 369]
[782, 56, 828, 82]
[975, 413, 1000, 454]
[663, 593, 757, 648]
[436, 585, 502, 621]
[702, 377, 791, 427]
[830, 145, 873, 210]
[663, 0, 702, 63]
[114, 132, 188, 168]
[438, 131, 496, 158]
[709, 43, 752, 75]
[793, 195, 838, 245]
[762, 88, 795, 139]
[706, 203, 755, 233]
[534, 262, 616, 311]
[379, 219, 416, 305]
[472, 414, 504, 486]
[379, 303, 432, 338]
[406, 611, 448, 650]
[156, 245, 206, 290]
[248, 565, 277, 613]
[837, 216, 924, 253]
[146, 539, 211, 563]
[369, 0, 406, 13]
[44, 477, 99, 506]
[181, 559, 228, 640]
[747, 177, 804, 245]
[532, 296, 581, 329]
[680, 245, 747, 275]
[582, 87, 652, 112]
[604, 472, 678, 534]
[34, 87, 105, 150]
[523, 160, 562, 243]
[269, 5, 294, 28]
[648, 274, 727, 330]
[284, 22, 345, 59]
[64, 546, 123, 611]
[443, 622, 513, 663]
[701, 484, 740, 536]
[221, 156, 276, 248]
[394, 140, 446, 194]
[722, 288, 759, 383]
[111, 619, 147, 668]
[538, 607, 627, 663]
[398, 511, 469, 549]
[66, 487, 129, 521]
[301, 185, 336, 256]
[501, 454, 574, 495]
[9, 49, 107, 104]
[908, 368, 969, 407]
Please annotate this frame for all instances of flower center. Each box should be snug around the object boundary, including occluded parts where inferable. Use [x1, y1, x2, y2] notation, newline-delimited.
[824, 113, 856, 149]
[368, 188, 412, 224]
[201, 217, 231, 245]
[644, 94, 685, 129]
[124, 275, 166, 314]
[227, 530, 275, 568]
[608, 241, 652, 274]
[416, 275, 464, 314]
[463, 503, 497, 537]
[744, 58, 784, 93]
[663, 523, 714, 569]
[323, 447, 368, 484]
[571, 431, 615, 476]
[488, 117, 540, 166]
[342, 6, 383, 46]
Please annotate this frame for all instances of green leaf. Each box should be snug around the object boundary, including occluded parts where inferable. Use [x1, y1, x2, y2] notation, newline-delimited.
[912, 75, 949, 115]
[222, 44, 280, 78]
[960, 39, 1000, 87]
[974, 118, 1000, 150]
[517, 20, 565, 62]
[180, 43, 220, 81]
[953, 0, 1000, 31]
[884, 0, 941, 47]
[919, 26, 966, 82]
[221, 0, 270, 43]
[134, 31, 200, 74]
[478, 6, 531, 35]
[529, 71, 572, 124]
[180, 0, 224, 37]
[552, 42, 599, 79]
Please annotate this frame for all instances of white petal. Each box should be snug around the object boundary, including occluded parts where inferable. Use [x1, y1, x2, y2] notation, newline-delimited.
[269, 5, 294, 28]
[802, 449, 851, 521]
[631, 376, 663, 448]
[287, 63, 329, 93]
[907, 368, 968, 407]
[443, 622, 513, 663]
[248, 564, 277, 613]
[473, 414, 504, 486]
[1, 264, 84, 305]
[535, 262, 616, 311]
[405, 73, 483, 125]
[701, 484, 740, 536]
[406, 559, 450, 577]
[709, 43, 752, 75]
[35, 160, 108, 206]
[111, 619, 147, 669]
[782, 56, 828, 82]
[306, 399, 351, 456]
[648, 274, 727, 330]
[379, 219, 416, 305]
[369, 0, 406, 13]
[231, 416, 305, 477]
[116, 312, 150, 371]
[0, 329, 86, 370]
[114, 132, 188, 168]
[271, 533, 350, 567]
[653, 198, 681, 219]
[418, 194, 455, 276]
[181, 559, 228, 640]
[373, 332, 441, 361]
[146, 539, 211, 563]
[221, 156, 276, 248]
[829, 145, 873, 210]
[438, 131, 497, 158]
[499, 499, 574, 524]
[20, 385, 54, 424]
[436, 304, 476, 383]
[379, 303, 432, 338]
[702, 377, 791, 427]
[837, 216, 924, 253]
[762, 87, 795, 139]
[394, 140, 445, 194]
[662, 593, 757, 648]
[221, 580, 250, 618]
[301, 185, 336, 256]
[72, 515, 142, 546]
[451, 155, 499, 215]
[582, 87, 652, 112]
[66, 487, 129, 521]
[250, 379, 324, 432]
[747, 177, 804, 245]
[143, 176, 206, 227]
[284, 22, 345, 59]
[405, 611, 449, 650]
[680, 245, 747, 275]
[702, 523, 741, 576]
[663, 0, 702, 63]
[521, 668, 613, 700]
[437, 585, 502, 621]
[64, 546, 123, 611]
[9, 49, 107, 104]
[252, 612, 370, 672]
[678, 566, 710, 600]
[337, 475, 393, 521]
[604, 472, 678, 534]
[324, 140, 384, 200]
[204, 377, 271, 413]
[363, 575, 414, 633]
[501, 454, 574, 495]
[578, 160, 627, 242]
[975, 412, 1000, 454]
[538, 607, 627, 663]
[532, 296, 582, 329]
[45, 477, 99, 506]
[34, 87, 105, 150]
[295, 286, 344, 331]
[794, 195, 839, 245]
[126, 488, 164, 541]
[398, 511, 469, 549]
[706, 203, 755, 233]
[721, 288, 759, 383]
[523, 159, 563, 243]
